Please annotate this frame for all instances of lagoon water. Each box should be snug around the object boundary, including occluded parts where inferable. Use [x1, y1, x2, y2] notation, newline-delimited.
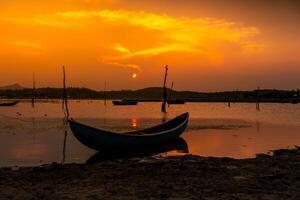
[0, 100, 300, 167]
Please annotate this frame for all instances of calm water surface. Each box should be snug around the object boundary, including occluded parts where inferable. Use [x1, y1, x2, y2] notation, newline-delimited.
[0, 100, 300, 166]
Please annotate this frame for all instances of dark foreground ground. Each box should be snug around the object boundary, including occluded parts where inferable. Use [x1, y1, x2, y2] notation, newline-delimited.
[0, 148, 299, 200]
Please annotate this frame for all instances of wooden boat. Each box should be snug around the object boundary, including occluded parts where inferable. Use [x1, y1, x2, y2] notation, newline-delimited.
[112, 100, 138, 106]
[167, 99, 186, 104]
[86, 137, 188, 164]
[0, 100, 20, 107]
[69, 112, 189, 150]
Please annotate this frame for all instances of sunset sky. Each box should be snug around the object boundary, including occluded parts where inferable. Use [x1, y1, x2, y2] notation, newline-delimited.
[0, 0, 299, 91]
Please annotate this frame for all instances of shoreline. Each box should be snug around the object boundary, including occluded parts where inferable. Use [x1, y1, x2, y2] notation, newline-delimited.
[0, 147, 299, 199]
[1, 98, 299, 104]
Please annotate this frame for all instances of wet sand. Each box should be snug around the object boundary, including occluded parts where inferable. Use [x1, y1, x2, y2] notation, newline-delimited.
[0, 147, 299, 200]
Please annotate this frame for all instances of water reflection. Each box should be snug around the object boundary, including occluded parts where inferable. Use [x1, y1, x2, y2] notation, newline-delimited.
[161, 112, 168, 123]
[86, 137, 188, 164]
[61, 118, 68, 164]
[32, 116, 36, 142]
[256, 120, 261, 133]
[131, 116, 138, 128]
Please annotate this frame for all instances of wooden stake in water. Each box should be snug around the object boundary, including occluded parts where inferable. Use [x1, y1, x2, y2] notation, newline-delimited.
[61, 66, 69, 163]
[61, 118, 68, 164]
[104, 81, 107, 106]
[62, 68, 65, 110]
[161, 65, 168, 112]
[256, 86, 260, 111]
[31, 72, 36, 108]
[62, 66, 70, 119]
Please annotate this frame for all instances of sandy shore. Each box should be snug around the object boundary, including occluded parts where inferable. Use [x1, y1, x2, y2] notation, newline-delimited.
[0, 148, 299, 200]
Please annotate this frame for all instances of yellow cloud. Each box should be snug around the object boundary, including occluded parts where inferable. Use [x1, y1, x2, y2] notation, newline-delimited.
[6, 10, 261, 50]
[105, 43, 205, 71]
[112, 43, 131, 53]
[57, 10, 261, 55]
[11, 40, 42, 49]
[242, 42, 265, 53]
[101, 60, 141, 72]
[109, 44, 202, 60]
[9, 40, 44, 56]
[4, 14, 78, 27]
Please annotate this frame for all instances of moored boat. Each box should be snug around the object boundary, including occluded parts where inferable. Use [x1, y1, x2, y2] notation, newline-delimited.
[112, 100, 138, 106]
[0, 100, 20, 107]
[69, 112, 189, 150]
[291, 99, 298, 104]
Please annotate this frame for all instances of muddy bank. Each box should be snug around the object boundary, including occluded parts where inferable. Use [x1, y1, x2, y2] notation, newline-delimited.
[0, 148, 299, 200]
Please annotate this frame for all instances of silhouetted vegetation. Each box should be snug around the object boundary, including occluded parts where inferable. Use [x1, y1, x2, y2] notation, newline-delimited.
[0, 87, 299, 103]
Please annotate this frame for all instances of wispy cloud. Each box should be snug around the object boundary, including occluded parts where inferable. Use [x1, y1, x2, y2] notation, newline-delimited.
[4, 16, 76, 27]
[101, 59, 141, 72]
[56, 10, 262, 69]
[11, 40, 42, 49]
[10, 40, 44, 56]
[56, 10, 260, 43]
[104, 43, 204, 71]
[112, 43, 131, 53]
[242, 42, 265, 53]
[110, 44, 202, 59]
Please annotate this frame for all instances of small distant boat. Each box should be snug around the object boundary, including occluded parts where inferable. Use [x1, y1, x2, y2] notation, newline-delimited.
[291, 94, 298, 104]
[167, 99, 186, 104]
[291, 98, 298, 104]
[0, 100, 20, 107]
[69, 112, 189, 150]
[112, 100, 138, 106]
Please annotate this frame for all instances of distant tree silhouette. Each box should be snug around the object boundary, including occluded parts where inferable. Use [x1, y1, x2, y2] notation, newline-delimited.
[0, 87, 299, 103]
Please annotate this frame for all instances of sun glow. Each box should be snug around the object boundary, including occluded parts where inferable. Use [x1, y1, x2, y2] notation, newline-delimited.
[132, 73, 137, 78]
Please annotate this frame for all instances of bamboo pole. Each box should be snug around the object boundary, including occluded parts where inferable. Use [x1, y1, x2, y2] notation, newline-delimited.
[256, 86, 260, 111]
[61, 66, 69, 163]
[161, 65, 168, 112]
[61, 118, 67, 164]
[104, 81, 107, 106]
[31, 72, 36, 108]
[62, 66, 70, 119]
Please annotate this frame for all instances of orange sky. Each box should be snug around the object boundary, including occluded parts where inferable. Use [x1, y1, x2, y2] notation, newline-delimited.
[0, 0, 299, 91]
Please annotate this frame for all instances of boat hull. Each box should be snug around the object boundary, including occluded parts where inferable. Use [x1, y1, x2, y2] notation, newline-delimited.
[167, 100, 186, 104]
[69, 113, 189, 150]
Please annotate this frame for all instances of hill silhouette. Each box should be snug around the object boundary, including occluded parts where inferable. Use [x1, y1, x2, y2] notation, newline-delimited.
[0, 83, 24, 90]
[0, 86, 299, 103]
